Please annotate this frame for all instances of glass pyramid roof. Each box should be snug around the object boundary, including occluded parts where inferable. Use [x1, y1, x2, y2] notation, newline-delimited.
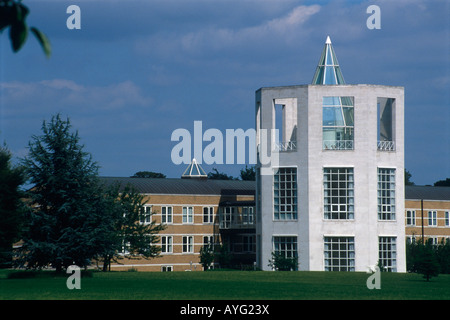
[312, 36, 345, 85]
[181, 158, 207, 179]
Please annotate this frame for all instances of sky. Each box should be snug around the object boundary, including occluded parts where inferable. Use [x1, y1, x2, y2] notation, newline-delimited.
[0, 0, 449, 186]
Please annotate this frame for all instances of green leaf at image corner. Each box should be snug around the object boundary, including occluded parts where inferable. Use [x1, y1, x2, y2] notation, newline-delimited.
[30, 27, 51, 58]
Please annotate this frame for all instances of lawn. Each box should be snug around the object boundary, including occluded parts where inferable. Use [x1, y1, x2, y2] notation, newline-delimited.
[0, 269, 449, 300]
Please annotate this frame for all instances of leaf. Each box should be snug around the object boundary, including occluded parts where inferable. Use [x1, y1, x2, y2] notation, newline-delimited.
[30, 27, 51, 58]
[9, 20, 28, 52]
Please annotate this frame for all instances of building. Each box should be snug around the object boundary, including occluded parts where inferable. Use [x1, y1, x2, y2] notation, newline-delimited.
[405, 185, 450, 244]
[100, 159, 255, 272]
[255, 36, 406, 272]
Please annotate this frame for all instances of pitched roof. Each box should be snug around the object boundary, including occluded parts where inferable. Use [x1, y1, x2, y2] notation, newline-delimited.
[312, 36, 345, 85]
[405, 185, 450, 201]
[99, 177, 255, 196]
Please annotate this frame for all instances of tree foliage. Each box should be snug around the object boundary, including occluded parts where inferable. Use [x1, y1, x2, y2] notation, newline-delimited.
[240, 165, 256, 181]
[434, 178, 450, 187]
[98, 183, 166, 271]
[0, 146, 26, 268]
[18, 114, 103, 271]
[268, 252, 298, 271]
[131, 171, 166, 178]
[0, 0, 51, 57]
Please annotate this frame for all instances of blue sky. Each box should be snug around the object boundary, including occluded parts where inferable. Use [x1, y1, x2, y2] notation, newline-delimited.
[0, 0, 449, 185]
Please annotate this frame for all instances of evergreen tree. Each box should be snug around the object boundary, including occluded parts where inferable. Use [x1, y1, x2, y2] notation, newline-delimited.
[414, 240, 440, 281]
[0, 146, 26, 268]
[19, 114, 104, 271]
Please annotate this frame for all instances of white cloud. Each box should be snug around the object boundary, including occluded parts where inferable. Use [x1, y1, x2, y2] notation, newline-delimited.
[0, 79, 152, 116]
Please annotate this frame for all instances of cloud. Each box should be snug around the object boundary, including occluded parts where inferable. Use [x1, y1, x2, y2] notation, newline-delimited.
[0, 79, 152, 116]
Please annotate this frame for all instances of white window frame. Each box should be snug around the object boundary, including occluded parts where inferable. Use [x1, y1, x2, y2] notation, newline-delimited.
[161, 236, 173, 254]
[378, 236, 397, 272]
[428, 210, 437, 226]
[182, 206, 194, 224]
[141, 205, 152, 224]
[324, 236, 355, 272]
[182, 236, 194, 253]
[377, 168, 396, 220]
[323, 167, 354, 220]
[445, 211, 450, 227]
[161, 206, 173, 224]
[406, 210, 416, 226]
[161, 265, 173, 272]
[273, 167, 298, 220]
[203, 206, 214, 224]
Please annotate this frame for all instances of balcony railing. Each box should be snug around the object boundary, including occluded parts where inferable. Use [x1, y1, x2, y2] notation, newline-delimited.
[274, 141, 297, 152]
[323, 140, 354, 150]
[377, 141, 395, 151]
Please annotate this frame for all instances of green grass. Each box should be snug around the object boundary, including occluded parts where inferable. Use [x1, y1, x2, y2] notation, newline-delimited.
[1, 269, 449, 300]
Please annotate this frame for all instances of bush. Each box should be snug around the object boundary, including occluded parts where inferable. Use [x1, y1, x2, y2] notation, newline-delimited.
[268, 252, 298, 271]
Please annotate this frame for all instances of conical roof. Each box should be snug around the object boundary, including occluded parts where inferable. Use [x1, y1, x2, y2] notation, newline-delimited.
[181, 158, 207, 179]
[312, 36, 345, 85]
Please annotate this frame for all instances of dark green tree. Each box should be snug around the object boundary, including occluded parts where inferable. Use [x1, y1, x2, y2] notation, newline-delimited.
[19, 114, 104, 271]
[240, 165, 255, 181]
[414, 239, 440, 281]
[98, 183, 165, 271]
[434, 178, 450, 187]
[199, 244, 215, 271]
[208, 168, 237, 180]
[131, 171, 166, 178]
[268, 252, 298, 271]
[0, 0, 51, 57]
[0, 146, 26, 268]
[405, 169, 415, 186]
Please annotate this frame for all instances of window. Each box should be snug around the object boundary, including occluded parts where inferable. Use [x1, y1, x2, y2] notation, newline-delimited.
[161, 236, 173, 253]
[379, 237, 397, 272]
[162, 206, 172, 224]
[324, 168, 354, 219]
[377, 168, 396, 220]
[140, 205, 152, 224]
[274, 167, 297, 220]
[428, 211, 437, 226]
[220, 207, 234, 228]
[322, 96, 354, 150]
[161, 265, 173, 272]
[243, 235, 255, 253]
[446, 212, 450, 227]
[273, 236, 298, 270]
[182, 236, 193, 253]
[324, 237, 355, 271]
[203, 236, 214, 247]
[406, 210, 416, 226]
[377, 98, 395, 151]
[242, 207, 254, 225]
[183, 206, 193, 224]
[203, 207, 214, 224]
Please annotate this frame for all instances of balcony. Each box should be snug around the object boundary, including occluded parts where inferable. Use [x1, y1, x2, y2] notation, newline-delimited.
[377, 141, 395, 151]
[274, 141, 297, 152]
[323, 140, 354, 150]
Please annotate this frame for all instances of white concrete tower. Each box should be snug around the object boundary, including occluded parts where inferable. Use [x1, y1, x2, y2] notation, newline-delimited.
[255, 36, 405, 272]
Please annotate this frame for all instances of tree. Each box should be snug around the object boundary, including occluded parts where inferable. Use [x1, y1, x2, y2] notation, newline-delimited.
[0, 0, 51, 57]
[268, 252, 298, 271]
[408, 239, 440, 281]
[98, 183, 165, 271]
[405, 169, 415, 186]
[434, 178, 450, 187]
[208, 168, 237, 180]
[199, 244, 215, 271]
[0, 146, 26, 268]
[19, 114, 105, 271]
[240, 165, 255, 181]
[131, 171, 166, 178]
